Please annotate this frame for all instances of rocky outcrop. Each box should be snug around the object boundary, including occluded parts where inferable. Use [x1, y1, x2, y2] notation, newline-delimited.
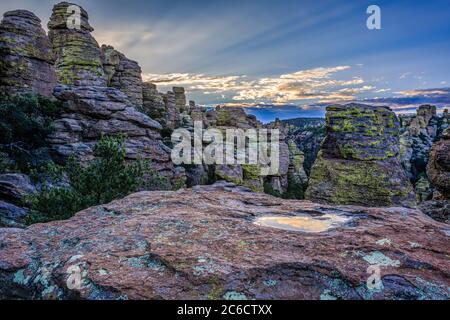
[140, 82, 166, 126]
[398, 105, 449, 202]
[287, 140, 308, 193]
[173, 87, 188, 113]
[142, 82, 180, 130]
[399, 106, 439, 182]
[427, 128, 450, 199]
[162, 91, 181, 130]
[0, 201, 29, 228]
[306, 104, 416, 208]
[44, 3, 183, 185]
[0, 174, 35, 205]
[48, 85, 178, 178]
[48, 2, 106, 86]
[281, 118, 326, 175]
[101, 45, 143, 107]
[0, 10, 56, 97]
[0, 174, 34, 227]
[0, 182, 449, 300]
[419, 200, 449, 224]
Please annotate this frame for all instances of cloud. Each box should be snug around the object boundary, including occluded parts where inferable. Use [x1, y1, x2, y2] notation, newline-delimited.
[361, 87, 450, 112]
[142, 73, 249, 94]
[144, 66, 376, 105]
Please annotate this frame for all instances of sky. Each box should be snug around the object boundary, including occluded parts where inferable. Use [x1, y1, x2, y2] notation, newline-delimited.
[1, 0, 449, 122]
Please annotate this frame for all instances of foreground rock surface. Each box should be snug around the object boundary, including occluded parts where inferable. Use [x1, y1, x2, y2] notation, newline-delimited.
[0, 183, 449, 300]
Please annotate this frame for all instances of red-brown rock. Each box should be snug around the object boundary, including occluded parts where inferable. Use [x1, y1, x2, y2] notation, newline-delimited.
[0, 182, 449, 300]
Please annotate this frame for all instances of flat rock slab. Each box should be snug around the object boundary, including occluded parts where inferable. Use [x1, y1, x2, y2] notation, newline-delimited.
[0, 183, 449, 300]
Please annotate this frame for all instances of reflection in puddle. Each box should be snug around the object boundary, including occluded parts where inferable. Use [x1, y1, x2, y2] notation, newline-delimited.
[254, 214, 351, 233]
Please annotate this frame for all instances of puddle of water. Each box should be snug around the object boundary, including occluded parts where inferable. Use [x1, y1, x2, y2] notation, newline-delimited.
[254, 214, 351, 233]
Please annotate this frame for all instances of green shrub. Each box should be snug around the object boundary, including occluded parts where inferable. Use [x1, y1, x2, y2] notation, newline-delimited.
[0, 94, 61, 147]
[264, 181, 282, 198]
[25, 135, 158, 224]
[0, 94, 62, 173]
[282, 178, 305, 200]
[263, 179, 305, 200]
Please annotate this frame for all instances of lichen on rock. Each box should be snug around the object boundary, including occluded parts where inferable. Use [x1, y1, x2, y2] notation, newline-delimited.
[306, 103, 416, 208]
[0, 10, 56, 97]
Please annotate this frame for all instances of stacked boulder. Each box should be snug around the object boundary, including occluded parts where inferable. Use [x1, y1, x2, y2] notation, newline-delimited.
[306, 103, 416, 208]
[101, 45, 143, 107]
[0, 10, 56, 97]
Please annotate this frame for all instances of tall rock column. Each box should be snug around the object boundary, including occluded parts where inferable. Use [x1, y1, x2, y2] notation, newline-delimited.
[306, 103, 416, 208]
[163, 91, 181, 130]
[173, 87, 188, 113]
[48, 2, 106, 86]
[0, 10, 56, 97]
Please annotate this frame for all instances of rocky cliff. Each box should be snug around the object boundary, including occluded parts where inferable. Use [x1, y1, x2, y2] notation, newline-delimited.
[44, 2, 181, 184]
[281, 118, 326, 176]
[101, 45, 143, 107]
[0, 182, 449, 300]
[399, 105, 449, 202]
[306, 104, 416, 208]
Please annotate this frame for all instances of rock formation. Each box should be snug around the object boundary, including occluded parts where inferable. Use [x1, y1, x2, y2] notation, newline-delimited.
[48, 2, 106, 87]
[101, 45, 143, 107]
[418, 127, 450, 223]
[427, 128, 450, 199]
[44, 3, 183, 185]
[0, 10, 56, 97]
[140, 82, 166, 126]
[287, 140, 309, 191]
[282, 118, 326, 176]
[162, 90, 181, 130]
[0, 182, 449, 300]
[306, 104, 416, 208]
[0, 174, 35, 228]
[399, 106, 438, 181]
[0, 200, 29, 228]
[399, 105, 449, 202]
[173, 86, 188, 113]
[0, 174, 35, 205]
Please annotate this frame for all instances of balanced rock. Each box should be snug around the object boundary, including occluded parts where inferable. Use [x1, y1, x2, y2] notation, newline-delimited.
[0, 183, 448, 300]
[0, 10, 56, 97]
[101, 45, 143, 107]
[48, 2, 107, 86]
[306, 104, 416, 207]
